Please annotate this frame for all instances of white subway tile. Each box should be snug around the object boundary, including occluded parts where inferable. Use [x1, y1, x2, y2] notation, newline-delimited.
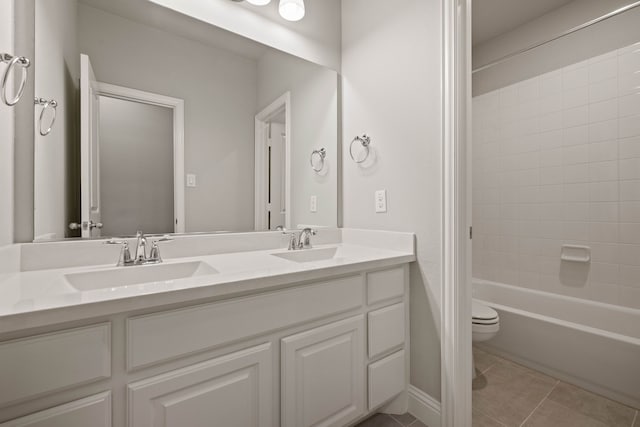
[564, 183, 590, 202]
[590, 262, 619, 284]
[620, 158, 640, 180]
[619, 136, 640, 159]
[617, 41, 640, 56]
[588, 57, 617, 83]
[500, 85, 519, 108]
[539, 112, 563, 132]
[562, 144, 589, 164]
[517, 78, 539, 102]
[588, 78, 618, 103]
[588, 202, 618, 222]
[619, 114, 640, 138]
[588, 181, 618, 202]
[540, 148, 564, 167]
[618, 244, 640, 266]
[618, 71, 640, 96]
[618, 93, 640, 118]
[563, 105, 589, 128]
[563, 86, 589, 109]
[538, 129, 563, 150]
[588, 222, 619, 242]
[563, 66, 588, 90]
[540, 70, 562, 97]
[588, 119, 618, 142]
[564, 125, 589, 146]
[563, 164, 589, 183]
[563, 202, 590, 222]
[588, 140, 617, 162]
[620, 180, 640, 201]
[619, 265, 640, 287]
[562, 221, 589, 241]
[620, 201, 640, 223]
[538, 185, 564, 203]
[618, 49, 640, 75]
[590, 243, 619, 264]
[588, 160, 618, 182]
[620, 223, 640, 244]
[588, 99, 618, 123]
[540, 166, 564, 185]
[589, 50, 617, 65]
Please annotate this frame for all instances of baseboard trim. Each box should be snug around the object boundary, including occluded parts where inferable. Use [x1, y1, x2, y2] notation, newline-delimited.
[408, 385, 441, 427]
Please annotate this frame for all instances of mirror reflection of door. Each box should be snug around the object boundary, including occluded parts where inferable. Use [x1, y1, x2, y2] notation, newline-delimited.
[268, 120, 286, 230]
[98, 96, 174, 236]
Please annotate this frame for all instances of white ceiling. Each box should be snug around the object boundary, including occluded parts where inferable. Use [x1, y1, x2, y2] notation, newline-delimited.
[79, 0, 269, 60]
[472, 0, 575, 46]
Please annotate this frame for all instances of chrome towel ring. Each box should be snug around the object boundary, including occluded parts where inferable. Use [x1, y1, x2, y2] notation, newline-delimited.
[310, 148, 326, 172]
[1, 53, 31, 106]
[34, 97, 58, 136]
[349, 134, 371, 163]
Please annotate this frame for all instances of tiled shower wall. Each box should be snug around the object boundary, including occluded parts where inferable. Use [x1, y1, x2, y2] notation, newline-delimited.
[472, 42, 640, 309]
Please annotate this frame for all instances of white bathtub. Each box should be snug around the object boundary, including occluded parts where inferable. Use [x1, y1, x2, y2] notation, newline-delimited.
[473, 279, 640, 409]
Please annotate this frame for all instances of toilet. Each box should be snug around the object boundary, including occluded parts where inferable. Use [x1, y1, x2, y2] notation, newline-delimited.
[472, 300, 499, 378]
[472, 300, 500, 342]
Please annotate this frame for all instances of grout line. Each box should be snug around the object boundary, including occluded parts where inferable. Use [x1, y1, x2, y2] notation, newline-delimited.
[519, 379, 560, 427]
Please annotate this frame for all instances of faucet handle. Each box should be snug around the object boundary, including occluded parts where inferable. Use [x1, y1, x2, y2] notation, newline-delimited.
[148, 242, 162, 263]
[104, 240, 133, 266]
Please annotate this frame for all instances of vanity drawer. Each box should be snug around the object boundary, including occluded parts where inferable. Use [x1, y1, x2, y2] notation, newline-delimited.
[368, 350, 405, 410]
[367, 302, 405, 358]
[0, 324, 111, 406]
[366, 267, 405, 305]
[0, 392, 112, 427]
[127, 275, 363, 369]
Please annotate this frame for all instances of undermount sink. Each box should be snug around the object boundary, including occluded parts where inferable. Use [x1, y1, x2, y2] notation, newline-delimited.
[271, 247, 340, 263]
[65, 261, 218, 291]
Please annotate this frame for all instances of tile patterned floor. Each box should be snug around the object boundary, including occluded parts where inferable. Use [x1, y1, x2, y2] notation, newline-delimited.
[357, 347, 639, 427]
[473, 346, 640, 427]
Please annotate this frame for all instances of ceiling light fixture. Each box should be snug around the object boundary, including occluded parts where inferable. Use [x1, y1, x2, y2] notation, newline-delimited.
[278, 0, 305, 21]
[246, 0, 271, 5]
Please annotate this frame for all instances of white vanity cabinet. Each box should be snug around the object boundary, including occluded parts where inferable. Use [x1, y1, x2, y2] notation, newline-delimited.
[127, 344, 273, 427]
[281, 315, 365, 427]
[0, 264, 409, 427]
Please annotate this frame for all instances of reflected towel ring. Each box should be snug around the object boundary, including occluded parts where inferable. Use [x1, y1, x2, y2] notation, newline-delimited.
[310, 148, 326, 172]
[1, 53, 31, 106]
[34, 97, 58, 136]
[349, 134, 371, 163]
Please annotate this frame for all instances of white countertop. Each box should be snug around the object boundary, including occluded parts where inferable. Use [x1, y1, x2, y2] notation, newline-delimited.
[0, 229, 415, 334]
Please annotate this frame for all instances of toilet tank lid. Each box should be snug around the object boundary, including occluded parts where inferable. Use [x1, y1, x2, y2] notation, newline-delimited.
[472, 300, 498, 320]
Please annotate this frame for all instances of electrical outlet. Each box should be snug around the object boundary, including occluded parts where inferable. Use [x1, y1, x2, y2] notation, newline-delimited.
[375, 190, 387, 213]
[310, 195, 317, 212]
[186, 174, 197, 188]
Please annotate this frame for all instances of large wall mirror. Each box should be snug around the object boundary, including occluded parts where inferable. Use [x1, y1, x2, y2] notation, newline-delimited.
[30, 0, 338, 240]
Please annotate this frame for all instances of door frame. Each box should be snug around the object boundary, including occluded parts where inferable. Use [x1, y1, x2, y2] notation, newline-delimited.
[441, 0, 472, 426]
[254, 92, 291, 231]
[95, 82, 185, 233]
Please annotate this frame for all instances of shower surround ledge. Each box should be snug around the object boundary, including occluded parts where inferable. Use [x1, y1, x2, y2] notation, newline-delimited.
[0, 228, 414, 426]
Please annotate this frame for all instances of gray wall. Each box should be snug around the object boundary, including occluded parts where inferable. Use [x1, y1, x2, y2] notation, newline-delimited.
[78, 3, 258, 233]
[257, 49, 338, 229]
[0, 0, 14, 246]
[473, 0, 640, 95]
[342, 0, 443, 400]
[99, 96, 174, 236]
[34, 0, 79, 240]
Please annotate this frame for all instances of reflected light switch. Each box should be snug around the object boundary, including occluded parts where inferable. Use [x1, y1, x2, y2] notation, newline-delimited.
[186, 174, 197, 188]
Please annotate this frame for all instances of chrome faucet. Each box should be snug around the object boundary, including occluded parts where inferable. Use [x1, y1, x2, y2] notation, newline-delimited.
[282, 228, 317, 250]
[105, 231, 172, 266]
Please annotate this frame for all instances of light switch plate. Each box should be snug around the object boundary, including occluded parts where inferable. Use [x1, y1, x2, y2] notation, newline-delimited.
[310, 195, 318, 212]
[186, 174, 197, 188]
[375, 190, 387, 213]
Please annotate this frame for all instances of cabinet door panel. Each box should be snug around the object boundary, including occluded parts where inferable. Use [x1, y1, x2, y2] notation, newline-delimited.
[281, 316, 365, 427]
[0, 392, 111, 427]
[128, 343, 272, 427]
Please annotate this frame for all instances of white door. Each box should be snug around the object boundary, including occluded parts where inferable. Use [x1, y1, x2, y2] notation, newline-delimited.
[128, 343, 273, 427]
[281, 316, 365, 427]
[268, 122, 286, 230]
[80, 54, 102, 238]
